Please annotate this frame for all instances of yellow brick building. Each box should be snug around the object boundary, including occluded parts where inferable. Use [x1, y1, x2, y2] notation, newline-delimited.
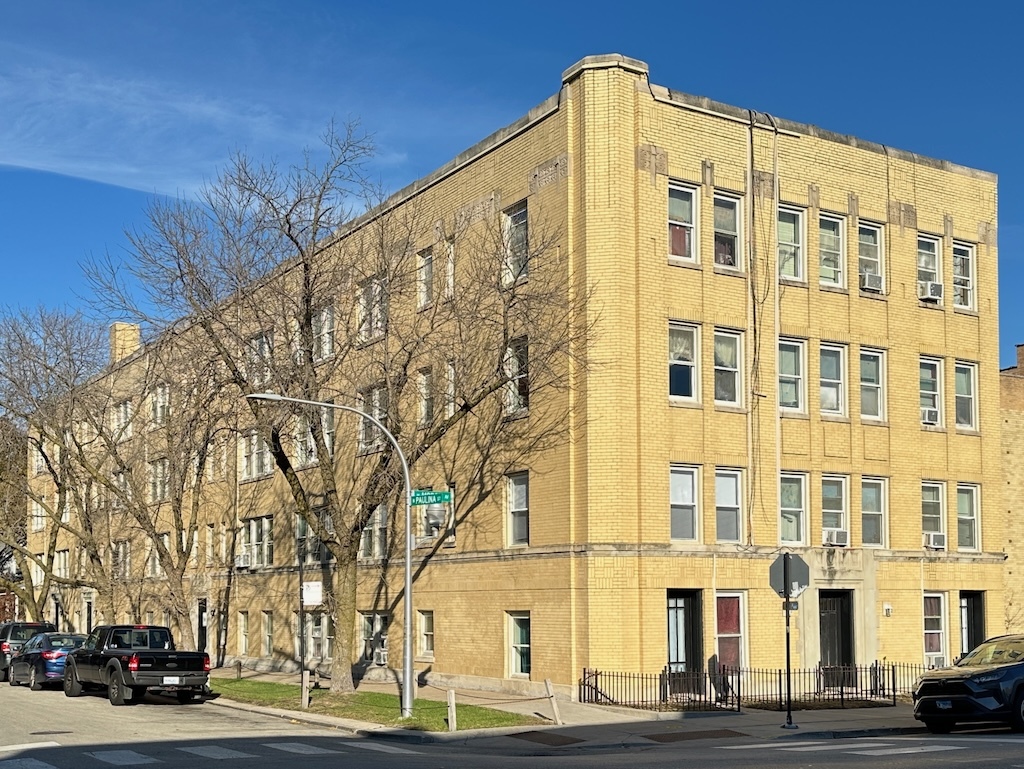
[24, 54, 1002, 696]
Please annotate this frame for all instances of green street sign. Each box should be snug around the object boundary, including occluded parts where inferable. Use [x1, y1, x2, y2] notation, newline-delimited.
[410, 490, 452, 506]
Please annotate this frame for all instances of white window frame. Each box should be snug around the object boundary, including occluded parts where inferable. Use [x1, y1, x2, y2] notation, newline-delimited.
[917, 235, 941, 286]
[502, 200, 529, 286]
[780, 472, 806, 544]
[778, 339, 806, 413]
[713, 193, 742, 269]
[924, 593, 947, 668]
[148, 457, 169, 503]
[443, 238, 455, 301]
[419, 367, 434, 425]
[247, 332, 273, 387]
[954, 361, 978, 430]
[418, 610, 435, 659]
[714, 592, 746, 669]
[819, 213, 845, 287]
[150, 382, 169, 425]
[358, 384, 388, 451]
[445, 360, 457, 418]
[504, 338, 529, 415]
[30, 498, 46, 532]
[952, 242, 975, 310]
[113, 399, 133, 438]
[669, 322, 699, 402]
[358, 503, 388, 560]
[238, 611, 249, 656]
[859, 348, 885, 421]
[819, 343, 846, 416]
[113, 539, 131, 578]
[245, 515, 274, 567]
[147, 532, 169, 578]
[920, 357, 943, 426]
[241, 430, 272, 479]
[956, 483, 979, 551]
[670, 465, 699, 541]
[508, 472, 529, 546]
[778, 206, 805, 281]
[360, 611, 388, 661]
[358, 276, 387, 341]
[262, 611, 274, 657]
[668, 182, 698, 263]
[821, 474, 847, 537]
[715, 469, 742, 543]
[508, 611, 531, 677]
[922, 481, 946, 538]
[313, 303, 335, 361]
[713, 330, 742, 406]
[206, 524, 215, 566]
[861, 477, 887, 548]
[857, 221, 884, 287]
[417, 247, 434, 309]
[54, 549, 69, 579]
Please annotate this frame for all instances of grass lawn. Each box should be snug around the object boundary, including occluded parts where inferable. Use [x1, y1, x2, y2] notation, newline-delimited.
[209, 677, 546, 731]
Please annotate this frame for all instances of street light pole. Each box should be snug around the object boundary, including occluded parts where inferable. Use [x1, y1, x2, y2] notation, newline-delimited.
[246, 392, 415, 719]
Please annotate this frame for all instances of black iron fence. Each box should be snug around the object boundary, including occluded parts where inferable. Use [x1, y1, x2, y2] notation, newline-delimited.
[579, 662, 928, 712]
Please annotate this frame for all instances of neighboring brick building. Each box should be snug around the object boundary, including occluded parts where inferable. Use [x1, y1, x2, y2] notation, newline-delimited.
[24, 54, 1001, 694]
[1001, 347, 1024, 633]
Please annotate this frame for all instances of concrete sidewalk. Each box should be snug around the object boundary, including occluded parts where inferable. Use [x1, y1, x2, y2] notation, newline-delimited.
[207, 666, 926, 748]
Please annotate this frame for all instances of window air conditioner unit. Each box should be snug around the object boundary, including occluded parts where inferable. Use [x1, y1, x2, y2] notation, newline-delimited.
[859, 272, 883, 292]
[924, 532, 946, 550]
[921, 408, 940, 425]
[234, 552, 251, 569]
[822, 529, 849, 547]
[926, 655, 947, 669]
[917, 281, 943, 301]
[372, 647, 389, 666]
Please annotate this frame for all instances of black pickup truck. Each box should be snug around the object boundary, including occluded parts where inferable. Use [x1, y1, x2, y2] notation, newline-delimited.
[63, 624, 209, 705]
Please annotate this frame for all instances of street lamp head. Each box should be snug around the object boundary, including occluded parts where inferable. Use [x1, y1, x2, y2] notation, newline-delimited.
[246, 392, 284, 402]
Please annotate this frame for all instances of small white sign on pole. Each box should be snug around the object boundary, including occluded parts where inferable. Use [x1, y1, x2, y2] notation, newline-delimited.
[302, 581, 323, 607]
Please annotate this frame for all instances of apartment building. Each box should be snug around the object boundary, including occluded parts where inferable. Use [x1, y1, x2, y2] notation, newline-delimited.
[24, 54, 1001, 694]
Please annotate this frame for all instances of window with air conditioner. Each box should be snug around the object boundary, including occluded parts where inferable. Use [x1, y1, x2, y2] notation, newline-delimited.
[922, 481, 945, 547]
[857, 222, 883, 291]
[917, 236, 942, 302]
[920, 358, 942, 426]
[821, 475, 847, 545]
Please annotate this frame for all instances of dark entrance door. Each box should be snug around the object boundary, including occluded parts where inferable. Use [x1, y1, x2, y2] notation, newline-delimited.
[197, 598, 208, 653]
[819, 590, 854, 686]
[959, 591, 985, 655]
[667, 590, 703, 673]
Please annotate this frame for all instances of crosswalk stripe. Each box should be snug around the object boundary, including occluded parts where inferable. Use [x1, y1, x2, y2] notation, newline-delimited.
[0, 744, 60, 754]
[86, 750, 161, 765]
[263, 743, 340, 755]
[782, 742, 893, 752]
[343, 741, 420, 754]
[0, 759, 60, 769]
[177, 746, 258, 759]
[720, 741, 827, 749]
[848, 745, 967, 756]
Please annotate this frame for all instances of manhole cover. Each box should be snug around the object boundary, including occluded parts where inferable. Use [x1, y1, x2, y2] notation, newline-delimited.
[643, 729, 744, 743]
[510, 731, 586, 746]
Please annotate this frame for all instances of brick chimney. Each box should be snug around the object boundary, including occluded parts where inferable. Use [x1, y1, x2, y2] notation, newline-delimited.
[109, 322, 141, 364]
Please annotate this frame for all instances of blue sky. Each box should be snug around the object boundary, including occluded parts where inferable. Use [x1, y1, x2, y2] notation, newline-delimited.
[2, 0, 1020, 364]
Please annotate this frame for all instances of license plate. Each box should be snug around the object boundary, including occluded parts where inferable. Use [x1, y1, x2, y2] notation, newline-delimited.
[937, 700, 952, 710]
[162, 676, 181, 685]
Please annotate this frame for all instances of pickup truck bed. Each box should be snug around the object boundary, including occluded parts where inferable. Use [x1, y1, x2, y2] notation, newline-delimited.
[64, 625, 210, 705]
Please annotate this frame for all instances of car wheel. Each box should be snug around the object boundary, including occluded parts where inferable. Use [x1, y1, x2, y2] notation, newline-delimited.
[108, 675, 127, 706]
[7, 665, 17, 686]
[63, 665, 82, 697]
[29, 665, 43, 691]
[923, 719, 953, 734]
[1013, 692, 1024, 731]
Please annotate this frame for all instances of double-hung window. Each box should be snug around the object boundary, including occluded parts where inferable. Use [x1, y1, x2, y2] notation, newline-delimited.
[670, 465, 698, 541]
[713, 195, 741, 268]
[242, 430, 272, 479]
[778, 339, 805, 412]
[917, 236, 941, 285]
[669, 183, 697, 261]
[819, 214, 844, 286]
[419, 367, 434, 425]
[148, 458, 169, 503]
[443, 238, 455, 301]
[778, 206, 804, 280]
[245, 515, 274, 567]
[920, 358, 943, 426]
[445, 360, 457, 418]
[358, 503, 388, 560]
[860, 348, 885, 420]
[508, 611, 531, 676]
[669, 322, 698, 400]
[957, 484, 979, 550]
[952, 242, 975, 309]
[715, 593, 744, 668]
[857, 222, 883, 288]
[313, 304, 335, 361]
[502, 200, 529, 285]
[822, 475, 847, 537]
[508, 472, 529, 546]
[263, 611, 274, 657]
[247, 332, 273, 386]
[30, 498, 46, 531]
[954, 362, 978, 430]
[113, 400, 133, 439]
[924, 594, 947, 668]
[419, 610, 435, 659]
[819, 344, 845, 415]
[418, 247, 434, 308]
[922, 481, 945, 541]
[780, 473, 806, 544]
[713, 330, 741, 406]
[151, 382, 169, 425]
[715, 469, 741, 543]
[238, 612, 249, 656]
[113, 540, 131, 578]
[359, 277, 387, 341]
[358, 384, 388, 450]
[505, 338, 529, 415]
[861, 478, 886, 547]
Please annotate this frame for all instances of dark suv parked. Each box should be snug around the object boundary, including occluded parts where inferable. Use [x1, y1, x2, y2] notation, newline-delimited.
[914, 634, 1024, 733]
[0, 621, 58, 682]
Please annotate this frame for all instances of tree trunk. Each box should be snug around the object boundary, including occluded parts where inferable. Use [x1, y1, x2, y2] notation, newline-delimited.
[329, 555, 358, 693]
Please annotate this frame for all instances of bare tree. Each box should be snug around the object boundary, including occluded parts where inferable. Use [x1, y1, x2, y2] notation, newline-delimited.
[85, 122, 592, 692]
